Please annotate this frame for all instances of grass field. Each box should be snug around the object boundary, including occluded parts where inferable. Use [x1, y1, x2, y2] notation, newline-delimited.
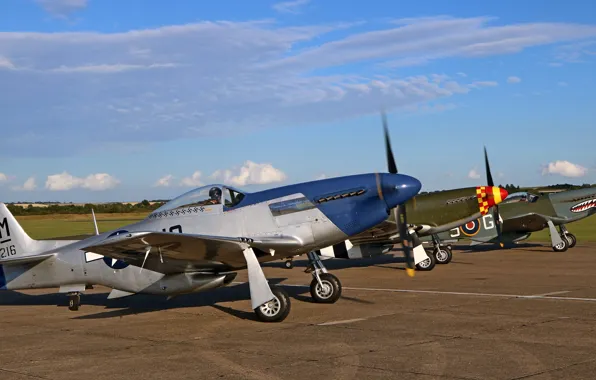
[14, 212, 596, 243]
[16, 212, 148, 240]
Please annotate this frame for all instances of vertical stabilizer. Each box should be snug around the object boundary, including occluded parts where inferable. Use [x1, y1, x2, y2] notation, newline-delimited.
[0, 203, 36, 258]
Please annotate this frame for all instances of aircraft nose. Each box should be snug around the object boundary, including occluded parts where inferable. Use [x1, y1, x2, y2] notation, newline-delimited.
[498, 187, 509, 204]
[383, 174, 422, 208]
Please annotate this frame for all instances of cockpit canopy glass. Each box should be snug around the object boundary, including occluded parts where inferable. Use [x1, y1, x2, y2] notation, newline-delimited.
[503, 191, 539, 204]
[152, 185, 246, 214]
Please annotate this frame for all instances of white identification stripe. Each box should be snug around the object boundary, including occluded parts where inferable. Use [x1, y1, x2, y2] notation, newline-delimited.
[230, 282, 596, 302]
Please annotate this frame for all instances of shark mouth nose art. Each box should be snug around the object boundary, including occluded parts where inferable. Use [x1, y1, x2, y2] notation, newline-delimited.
[570, 198, 596, 213]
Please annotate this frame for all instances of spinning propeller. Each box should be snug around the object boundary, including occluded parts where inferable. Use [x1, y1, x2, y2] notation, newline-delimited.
[483, 146, 504, 247]
[378, 111, 418, 277]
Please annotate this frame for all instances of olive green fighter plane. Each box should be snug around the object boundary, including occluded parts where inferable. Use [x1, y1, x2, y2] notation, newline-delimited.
[434, 186, 596, 252]
[283, 124, 509, 271]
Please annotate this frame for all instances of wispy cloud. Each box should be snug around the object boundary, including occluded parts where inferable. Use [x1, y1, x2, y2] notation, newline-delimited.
[272, 0, 310, 14]
[35, 0, 88, 18]
[1, 16, 595, 158]
[507, 76, 521, 84]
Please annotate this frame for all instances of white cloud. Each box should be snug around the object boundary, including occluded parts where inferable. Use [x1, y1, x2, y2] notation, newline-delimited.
[1, 17, 596, 157]
[542, 161, 588, 178]
[0, 173, 7, 183]
[35, 0, 88, 18]
[45, 171, 120, 191]
[154, 174, 175, 187]
[468, 168, 481, 179]
[558, 81, 568, 86]
[507, 76, 521, 83]
[180, 171, 204, 187]
[211, 161, 287, 186]
[315, 174, 328, 180]
[272, 0, 310, 14]
[12, 177, 37, 191]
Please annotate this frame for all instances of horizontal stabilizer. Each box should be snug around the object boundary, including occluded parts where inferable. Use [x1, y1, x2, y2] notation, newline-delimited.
[0, 252, 55, 266]
[108, 289, 135, 299]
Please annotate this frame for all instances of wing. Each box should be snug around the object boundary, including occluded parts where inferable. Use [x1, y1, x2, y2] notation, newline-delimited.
[501, 213, 568, 233]
[81, 231, 303, 273]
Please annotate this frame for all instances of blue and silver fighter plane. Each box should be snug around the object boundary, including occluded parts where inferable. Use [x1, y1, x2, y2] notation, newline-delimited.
[0, 117, 425, 322]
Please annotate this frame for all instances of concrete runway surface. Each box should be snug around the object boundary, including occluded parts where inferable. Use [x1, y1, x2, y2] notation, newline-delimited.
[1, 242, 595, 380]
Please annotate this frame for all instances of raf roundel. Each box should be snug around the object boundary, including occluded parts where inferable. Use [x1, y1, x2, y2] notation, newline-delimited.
[102, 230, 130, 270]
[460, 219, 480, 237]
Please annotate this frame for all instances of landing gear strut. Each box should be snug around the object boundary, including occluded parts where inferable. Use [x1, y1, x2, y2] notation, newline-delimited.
[68, 292, 81, 311]
[305, 251, 342, 303]
[430, 234, 453, 265]
[560, 224, 577, 249]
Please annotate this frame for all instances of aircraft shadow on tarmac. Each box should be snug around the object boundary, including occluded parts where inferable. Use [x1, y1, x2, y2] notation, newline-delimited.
[0, 277, 374, 322]
[0, 244, 548, 321]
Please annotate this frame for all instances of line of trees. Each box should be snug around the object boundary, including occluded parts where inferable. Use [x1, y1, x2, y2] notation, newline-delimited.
[7, 200, 165, 216]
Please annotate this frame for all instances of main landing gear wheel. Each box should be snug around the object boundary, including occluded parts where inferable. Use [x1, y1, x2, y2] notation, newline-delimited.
[254, 286, 291, 323]
[416, 252, 436, 271]
[68, 293, 81, 311]
[310, 273, 342, 304]
[284, 260, 294, 269]
[552, 237, 568, 252]
[564, 233, 577, 248]
[434, 247, 453, 265]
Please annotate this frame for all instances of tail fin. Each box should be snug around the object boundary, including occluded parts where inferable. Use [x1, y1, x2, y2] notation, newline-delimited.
[0, 203, 37, 258]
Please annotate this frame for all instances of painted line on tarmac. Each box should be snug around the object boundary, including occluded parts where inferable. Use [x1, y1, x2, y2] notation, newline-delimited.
[317, 318, 367, 326]
[231, 282, 596, 303]
[526, 290, 571, 297]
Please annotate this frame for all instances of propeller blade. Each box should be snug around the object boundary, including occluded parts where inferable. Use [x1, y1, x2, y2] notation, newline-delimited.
[382, 111, 398, 174]
[381, 110, 415, 276]
[483, 146, 494, 187]
[484, 146, 504, 247]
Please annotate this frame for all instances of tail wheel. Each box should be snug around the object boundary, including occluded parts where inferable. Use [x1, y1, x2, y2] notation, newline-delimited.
[416, 252, 436, 271]
[310, 273, 342, 303]
[254, 286, 291, 322]
[68, 294, 80, 311]
[434, 247, 453, 264]
[284, 260, 293, 269]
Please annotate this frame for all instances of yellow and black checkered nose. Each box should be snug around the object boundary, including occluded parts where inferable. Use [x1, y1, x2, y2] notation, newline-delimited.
[476, 186, 509, 215]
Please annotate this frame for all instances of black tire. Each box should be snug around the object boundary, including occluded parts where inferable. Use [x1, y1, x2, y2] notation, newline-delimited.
[434, 247, 453, 264]
[416, 252, 436, 271]
[565, 233, 577, 248]
[310, 273, 342, 304]
[284, 260, 293, 269]
[68, 295, 80, 311]
[552, 237, 568, 252]
[254, 287, 291, 322]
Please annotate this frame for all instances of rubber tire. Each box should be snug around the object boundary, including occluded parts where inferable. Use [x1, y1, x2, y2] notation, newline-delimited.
[434, 247, 453, 264]
[284, 260, 293, 269]
[416, 252, 436, 271]
[254, 286, 291, 323]
[310, 273, 342, 304]
[565, 233, 577, 248]
[552, 237, 568, 252]
[68, 295, 80, 311]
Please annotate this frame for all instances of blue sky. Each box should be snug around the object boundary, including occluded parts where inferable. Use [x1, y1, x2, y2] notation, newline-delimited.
[0, 0, 595, 203]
